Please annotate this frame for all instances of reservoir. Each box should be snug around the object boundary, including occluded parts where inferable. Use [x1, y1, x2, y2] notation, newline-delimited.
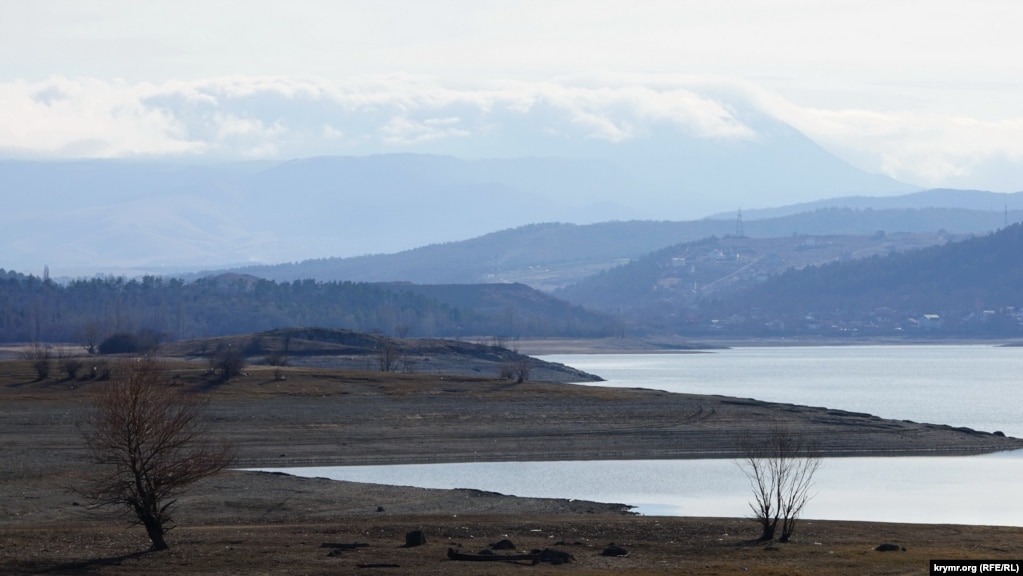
[261, 345, 1023, 526]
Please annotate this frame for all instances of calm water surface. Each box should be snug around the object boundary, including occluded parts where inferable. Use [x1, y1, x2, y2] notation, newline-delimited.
[543, 345, 1023, 437]
[271, 451, 1023, 525]
[266, 346, 1023, 525]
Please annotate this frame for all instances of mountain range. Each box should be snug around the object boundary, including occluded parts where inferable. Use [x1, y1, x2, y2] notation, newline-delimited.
[4, 91, 1022, 342]
[224, 200, 1021, 291]
[2, 104, 916, 277]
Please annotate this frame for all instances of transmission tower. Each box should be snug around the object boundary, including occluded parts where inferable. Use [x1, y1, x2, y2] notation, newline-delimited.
[735, 208, 745, 238]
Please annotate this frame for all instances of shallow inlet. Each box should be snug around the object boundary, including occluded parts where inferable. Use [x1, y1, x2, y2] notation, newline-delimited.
[258, 450, 1023, 526]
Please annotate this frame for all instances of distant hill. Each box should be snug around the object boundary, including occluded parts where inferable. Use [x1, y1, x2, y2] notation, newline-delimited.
[1, 136, 912, 275]
[553, 224, 1023, 339]
[707, 189, 1023, 221]
[227, 205, 1022, 291]
[224, 221, 733, 291]
[696, 223, 1023, 336]
[646, 224, 1023, 337]
[552, 231, 962, 330]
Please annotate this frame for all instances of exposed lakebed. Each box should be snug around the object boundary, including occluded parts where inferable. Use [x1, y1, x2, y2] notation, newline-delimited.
[267, 345, 1023, 525]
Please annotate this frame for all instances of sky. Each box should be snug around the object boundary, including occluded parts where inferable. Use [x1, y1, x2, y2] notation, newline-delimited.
[2, 0, 1023, 191]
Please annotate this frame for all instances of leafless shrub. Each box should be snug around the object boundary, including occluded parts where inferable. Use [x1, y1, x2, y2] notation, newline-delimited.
[264, 350, 289, 367]
[498, 356, 532, 383]
[19, 343, 52, 381]
[736, 426, 821, 542]
[91, 360, 111, 381]
[377, 340, 399, 372]
[80, 358, 234, 550]
[208, 344, 246, 381]
[57, 347, 84, 380]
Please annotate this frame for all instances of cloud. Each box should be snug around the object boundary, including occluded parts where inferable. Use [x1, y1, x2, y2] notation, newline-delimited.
[0, 75, 759, 158]
[2, 74, 1023, 191]
[0, 77, 202, 157]
[740, 84, 1023, 190]
[380, 116, 470, 145]
[802, 109, 1023, 190]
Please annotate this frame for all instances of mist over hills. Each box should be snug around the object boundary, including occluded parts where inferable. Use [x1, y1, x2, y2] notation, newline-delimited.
[5, 96, 1019, 343]
[2, 100, 915, 277]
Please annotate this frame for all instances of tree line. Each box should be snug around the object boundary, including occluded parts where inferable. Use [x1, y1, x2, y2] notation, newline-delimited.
[0, 271, 618, 344]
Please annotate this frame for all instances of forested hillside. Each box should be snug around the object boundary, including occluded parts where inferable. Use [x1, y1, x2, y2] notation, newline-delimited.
[695, 224, 1023, 337]
[555, 231, 957, 324]
[552, 224, 1023, 338]
[0, 272, 618, 344]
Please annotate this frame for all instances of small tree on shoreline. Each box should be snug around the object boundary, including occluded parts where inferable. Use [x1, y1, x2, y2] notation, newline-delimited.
[81, 358, 234, 550]
[19, 343, 52, 381]
[498, 356, 532, 383]
[736, 426, 821, 542]
[208, 344, 246, 381]
[57, 347, 84, 380]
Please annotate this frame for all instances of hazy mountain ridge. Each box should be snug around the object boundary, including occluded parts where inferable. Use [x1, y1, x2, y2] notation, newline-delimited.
[1, 117, 913, 275]
[708, 189, 1023, 221]
[225, 203, 1023, 291]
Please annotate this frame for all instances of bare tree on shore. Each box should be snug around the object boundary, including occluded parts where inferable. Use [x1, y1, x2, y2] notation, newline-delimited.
[19, 342, 52, 381]
[77, 321, 103, 355]
[57, 347, 84, 380]
[208, 344, 246, 381]
[736, 427, 821, 542]
[498, 356, 532, 383]
[81, 358, 234, 550]
[376, 339, 400, 372]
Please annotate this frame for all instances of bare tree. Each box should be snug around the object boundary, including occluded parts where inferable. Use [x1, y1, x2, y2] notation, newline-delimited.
[497, 356, 532, 383]
[77, 321, 103, 355]
[54, 347, 84, 380]
[19, 342, 52, 381]
[81, 358, 234, 550]
[208, 344, 246, 381]
[264, 333, 292, 367]
[376, 339, 399, 372]
[736, 427, 821, 542]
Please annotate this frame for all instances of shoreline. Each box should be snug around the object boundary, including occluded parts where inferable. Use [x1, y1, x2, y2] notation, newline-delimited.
[4, 362, 1023, 574]
[233, 442, 1023, 470]
[513, 336, 1023, 354]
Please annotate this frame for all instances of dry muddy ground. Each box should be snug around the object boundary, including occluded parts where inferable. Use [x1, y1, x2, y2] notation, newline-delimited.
[2, 359, 1022, 575]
